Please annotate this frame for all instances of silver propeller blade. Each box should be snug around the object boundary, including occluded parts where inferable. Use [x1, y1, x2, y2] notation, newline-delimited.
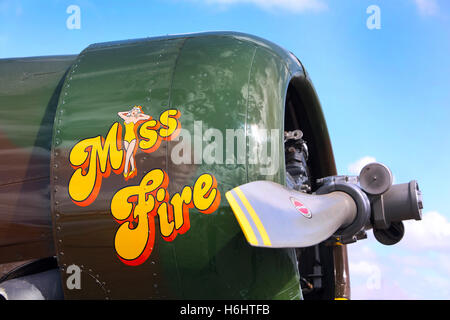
[226, 181, 357, 248]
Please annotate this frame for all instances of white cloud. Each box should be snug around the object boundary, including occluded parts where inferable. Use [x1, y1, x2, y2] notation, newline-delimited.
[349, 260, 382, 291]
[436, 254, 450, 271]
[414, 0, 439, 16]
[349, 241, 426, 299]
[351, 279, 418, 300]
[350, 243, 378, 260]
[346, 156, 396, 183]
[347, 156, 377, 175]
[350, 260, 379, 276]
[400, 211, 450, 251]
[200, 0, 327, 13]
[348, 211, 450, 299]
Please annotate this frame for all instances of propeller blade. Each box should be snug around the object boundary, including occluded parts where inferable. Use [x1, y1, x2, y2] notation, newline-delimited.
[226, 181, 357, 248]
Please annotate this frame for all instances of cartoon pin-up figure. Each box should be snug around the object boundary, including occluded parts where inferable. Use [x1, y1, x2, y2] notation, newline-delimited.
[118, 106, 150, 180]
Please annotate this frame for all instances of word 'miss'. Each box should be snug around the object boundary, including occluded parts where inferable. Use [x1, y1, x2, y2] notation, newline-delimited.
[110, 169, 221, 266]
[68, 109, 181, 207]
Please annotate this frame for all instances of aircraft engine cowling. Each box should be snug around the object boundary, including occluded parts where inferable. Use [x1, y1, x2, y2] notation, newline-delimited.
[1, 32, 336, 300]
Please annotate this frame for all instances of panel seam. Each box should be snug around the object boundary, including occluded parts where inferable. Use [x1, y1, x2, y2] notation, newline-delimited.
[165, 37, 187, 299]
[245, 46, 258, 184]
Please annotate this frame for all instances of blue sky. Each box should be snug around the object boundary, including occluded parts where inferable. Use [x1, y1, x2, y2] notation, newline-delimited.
[1, 0, 449, 299]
